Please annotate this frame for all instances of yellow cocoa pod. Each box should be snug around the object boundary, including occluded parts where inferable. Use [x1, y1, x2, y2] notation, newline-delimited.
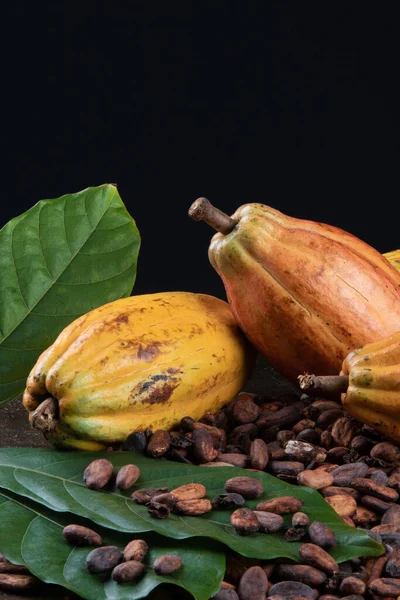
[24, 292, 255, 449]
[384, 249, 400, 272]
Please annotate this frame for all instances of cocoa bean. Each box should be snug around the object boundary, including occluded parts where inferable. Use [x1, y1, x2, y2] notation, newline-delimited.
[266, 441, 287, 460]
[321, 486, 360, 501]
[0, 558, 29, 575]
[361, 495, 395, 514]
[292, 512, 310, 528]
[369, 578, 400, 596]
[327, 447, 350, 463]
[112, 560, 145, 583]
[276, 430, 296, 445]
[173, 498, 212, 516]
[339, 596, 364, 600]
[339, 576, 366, 595]
[317, 409, 345, 429]
[225, 555, 248, 584]
[370, 470, 389, 486]
[350, 435, 375, 456]
[146, 430, 171, 457]
[256, 496, 303, 514]
[225, 476, 264, 499]
[123, 431, 147, 452]
[386, 550, 400, 577]
[331, 417, 359, 447]
[170, 431, 193, 449]
[116, 464, 140, 490]
[131, 487, 168, 504]
[233, 396, 260, 424]
[284, 440, 318, 463]
[170, 483, 207, 501]
[298, 469, 334, 489]
[372, 524, 400, 534]
[351, 478, 399, 502]
[250, 438, 269, 470]
[285, 527, 307, 542]
[269, 461, 304, 476]
[320, 430, 333, 449]
[382, 504, 400, 526]
[123, 539, 149, 562]
[388, 473, 400, 492]
[215, 410, 229, 431]
[341, 516, 356, 527]
[366, 555, 389, 584]
[319, 596, 340, 600]
[371, 442, 400, 465]
[180, 416, 195, 431]
[86, 546, 123, 573]
[230, 507, 259, 536]
[212, 589, 240, 600]
[63, 524, 102, 546]
[275, 564, 327, 586]
[309, 521, 337, 549]
[292, 419, 316, 434]
[193, 422, 227, 450]
[0, 573, 39, 592]
[309, 400, 341, 419]
[238, 565, 268, 600]
[192, 428, 218, 463]
[352, 506, 379, 526]
[83, 458, 114, 490]
[229, 424, 259, 445]
[256, 405, 301, 430]
[151, 492, 177, 508]
[217, 453, 249, 468]
[299, 543, 339, 575]
[253, 511, 284, 533]
[380, 532, 400, 549]
[268, 580, 318, 599]
[331, 463, 369, 486]
[147, 502, 171, 519]
[325, 494, 357, 518]
[203, 461, 235, 468]
[212, 493, 246, 510]
[199, 412, 216, 426]
[168, 448, 192, 464]
[153, 554, 182, 575]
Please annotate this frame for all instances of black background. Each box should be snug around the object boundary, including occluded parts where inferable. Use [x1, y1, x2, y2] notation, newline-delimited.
[2, 2, 399, 300]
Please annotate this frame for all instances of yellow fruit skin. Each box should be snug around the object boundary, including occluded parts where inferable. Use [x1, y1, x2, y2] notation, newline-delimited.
[208, 203, 400, 382]
[24, 292, 255, 449]
[341, 330, 400, 443]
[384, 249, 400, 272]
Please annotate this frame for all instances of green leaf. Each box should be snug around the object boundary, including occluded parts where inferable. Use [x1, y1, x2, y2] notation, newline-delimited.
[0, 489, 225, 600]
[0, 448, 384, 563]
[0, 184, 140, 405]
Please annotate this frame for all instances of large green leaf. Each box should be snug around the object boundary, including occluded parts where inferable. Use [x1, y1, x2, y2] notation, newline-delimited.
[0, 490, 224, 600]
[0, 448, 384, 563]
[0, 184, 140, 405]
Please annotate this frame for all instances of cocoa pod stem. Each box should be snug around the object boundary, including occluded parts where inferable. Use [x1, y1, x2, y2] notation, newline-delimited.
[188, 197, 238, 234]
[30, 397, 59, 433]
[298, 374, 349, 395]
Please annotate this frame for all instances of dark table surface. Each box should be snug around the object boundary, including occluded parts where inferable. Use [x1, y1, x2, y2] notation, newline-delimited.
[0, 356, 297, 600]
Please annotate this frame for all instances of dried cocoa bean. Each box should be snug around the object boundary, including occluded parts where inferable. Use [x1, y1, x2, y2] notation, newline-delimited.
[170, 483, 207, 501]
[212, 589, 240, 600]
[317, 409, 345, 429]
[341, 516, 356, 527]
[350, 435, 375, 456]
[266, 441, 287, 460]
[309, 521, 337, 549]
[147, 502, 171, 519]
[269, 461, 304, 476]
[309, 400, 341, 419]
[388, 473, 400, 492]
[256, 405, 301, 430]
[366, 555, 389, 584]
[116, 464, 140, 490]
[122, 431, 147, 452]
[0, 573, 39, 592]
[284, 440, 318, 462]
[230, 507, 259, 536]
[386, 550, 400, 577]
[325, 494, 357, 517]
[297, 469, 334, 489]
[361, 495, 395, 514]
[146, 430, 171, 457]
[214, 410, 229, 431]
[275, 564, 327, 586]
[250, 438, 269, 470]
[299, 543, 339, 575]
[352, 505, 379, 526]
[321, 486, 360, 501]
[180, 416, 195, 431]
[225, 476, 264, 499]
[339, 576, 366, 595]
[372, 524, 400, 534]
[285, 526, 307, 542]
[217, 453, 249, 468]
[319, 596, 340, 600]
[381, 504, 400, 526]
[238, 565, 268, 600]
[83, 458, 114, 490]
[292, 419, 316, 434]
[256, 496, 303, 514]
[153, 554, 182, 575]
[253, 510, 284, 533]
[86, 546, 123, 573]
[371, 442, 400, 465]
[112, 560, 145, 583]
[0, 557, 29, 575]
[331, 463, 369, 486]
[131, 487, 168, 504]
[351, 478, 399, 502]
[326, 446, 350, 464]
[292, 512, 310, 528]
[150, 492, 177, 508]
[320, 430, 333, 449]
[123, 539, 148, 562]
[276, 430, 296, 445]
[268, 580, 318, 599]
[203, 461, 235, 468]
[199, 412, 216, 426]
[229, 424, 259, 444]
[192, 428, 218, 462]
[173, 498, 212, 516]
[369, 577, 400, 596]
[168, 448, 192, 463]
[380, 531, 400, 549]
[233, 396, 260, 424]
[369, 470, 389, 486]
[331, 416, 359, 447]
[63, 524, 102, 546]
[212, 493, 246, 510]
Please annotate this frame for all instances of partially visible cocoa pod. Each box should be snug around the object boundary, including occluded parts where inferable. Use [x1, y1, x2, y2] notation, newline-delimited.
[123, 539, 149, 562]
[112, 560, 145, 583]
[299, 543, 339, 575]
[256, 496, 304, 514]
[116, 464, 140, 490]
[238, 565, 268, 600]
[63, 524, 102, 546]
[86, 546, 123, 573]
[224, 476, 263, 499]
[309, 521, 337, 549]
[231, 507, 259, 536]
[153, 554, 182, 575]
[170, 483, 207, 501]
[83, 459, 114, 490]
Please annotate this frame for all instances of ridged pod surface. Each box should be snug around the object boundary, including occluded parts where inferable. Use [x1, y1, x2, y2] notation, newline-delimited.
[384, 248, 400, 272]
[24, 292, 255, 449]
[204, 202, 400, 382]
[341, 331, 400, 443]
